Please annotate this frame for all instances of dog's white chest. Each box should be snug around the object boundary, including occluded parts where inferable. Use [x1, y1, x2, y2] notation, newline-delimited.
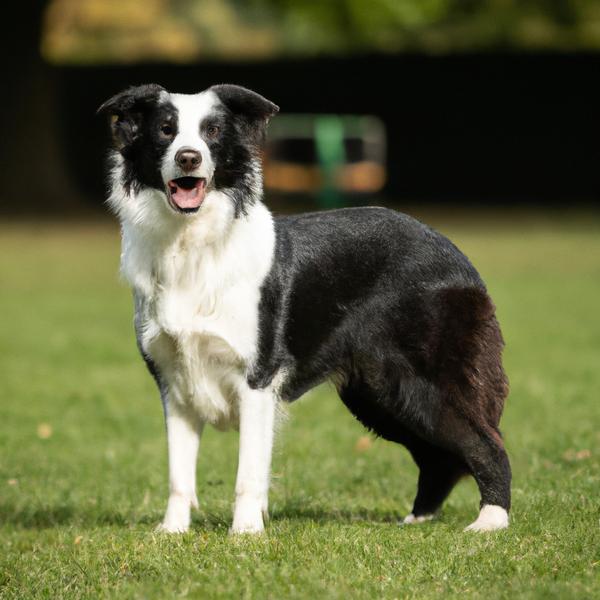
[153, 276, 257, 360]
[143, 282, 256, 428]
[123, 200, 275, 428]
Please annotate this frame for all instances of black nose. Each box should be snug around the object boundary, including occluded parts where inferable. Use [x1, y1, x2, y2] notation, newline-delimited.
[175, 147, 202, 172]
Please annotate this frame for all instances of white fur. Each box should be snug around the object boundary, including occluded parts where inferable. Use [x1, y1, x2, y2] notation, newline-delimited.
[161, 91, 218, 184]
[157, 406, 203, 533]
[231, 387, 276, 534]
[464, 504, 509, 532]
[109, 107, 279, 531]
[127, 196, 276, 429]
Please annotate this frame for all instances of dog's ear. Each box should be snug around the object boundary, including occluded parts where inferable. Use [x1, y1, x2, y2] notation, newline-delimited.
[210, 84, 278, 140]
[97, 84, 165, 153]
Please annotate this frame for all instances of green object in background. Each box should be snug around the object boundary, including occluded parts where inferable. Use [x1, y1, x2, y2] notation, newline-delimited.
[266, 113, 387, 203]
[314, 116, 345, 209]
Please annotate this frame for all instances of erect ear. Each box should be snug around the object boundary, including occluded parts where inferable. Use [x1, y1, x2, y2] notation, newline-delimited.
[210, 84, 279, 125]
[97, 84, 165, 153]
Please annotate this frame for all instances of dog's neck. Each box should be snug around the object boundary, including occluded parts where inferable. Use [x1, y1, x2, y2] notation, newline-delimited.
[109, 164, 272, 300]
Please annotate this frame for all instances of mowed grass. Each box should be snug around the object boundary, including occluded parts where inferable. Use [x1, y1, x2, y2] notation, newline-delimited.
[0, 209, 599, 599]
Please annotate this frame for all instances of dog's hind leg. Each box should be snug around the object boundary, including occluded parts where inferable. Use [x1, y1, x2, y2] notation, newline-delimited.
[402, 439, 467, 524]
[338, 378, 465, 524]
[428, 290, 511, 531]
[434, 406, 511, 531]
[459, 427, 511, 531]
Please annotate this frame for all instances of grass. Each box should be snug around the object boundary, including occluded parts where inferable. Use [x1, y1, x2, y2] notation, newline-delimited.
[0, 209, 599, 599]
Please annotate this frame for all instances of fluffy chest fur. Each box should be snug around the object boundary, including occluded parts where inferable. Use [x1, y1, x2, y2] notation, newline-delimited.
[121, 195, 276, 428]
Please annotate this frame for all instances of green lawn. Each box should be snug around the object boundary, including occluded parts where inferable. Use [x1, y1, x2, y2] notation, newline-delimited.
[1, 210, 599, 599]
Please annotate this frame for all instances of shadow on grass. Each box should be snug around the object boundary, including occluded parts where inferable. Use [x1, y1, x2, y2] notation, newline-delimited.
[270, 503, 402, 525]
[0, 503, 155, 530]
[0, 500, 409, 531]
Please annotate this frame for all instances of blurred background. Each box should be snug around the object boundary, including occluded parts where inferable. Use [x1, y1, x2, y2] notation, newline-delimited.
[2, 0, 600, 213]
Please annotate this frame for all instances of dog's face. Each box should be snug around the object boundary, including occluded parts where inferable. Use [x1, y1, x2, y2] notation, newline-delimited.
[98, 84, 278, 217]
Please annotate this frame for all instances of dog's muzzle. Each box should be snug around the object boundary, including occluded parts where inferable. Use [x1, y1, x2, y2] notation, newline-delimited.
[167, 177, 207, 213]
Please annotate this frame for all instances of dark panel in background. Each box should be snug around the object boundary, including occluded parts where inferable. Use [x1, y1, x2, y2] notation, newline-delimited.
[59, 54, 600, 205]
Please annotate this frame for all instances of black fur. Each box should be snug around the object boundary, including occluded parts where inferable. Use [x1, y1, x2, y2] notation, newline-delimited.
[98, 84, 175, 195]
[208, 85, 278, 215]
[99, 83, 511, 521]
[98, 84, 278, 215]
[249, 208, 512, 514]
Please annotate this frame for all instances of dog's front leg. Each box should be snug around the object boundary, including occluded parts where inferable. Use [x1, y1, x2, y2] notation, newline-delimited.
[157, 403, 203, 533]
[231, 387, 275, 535]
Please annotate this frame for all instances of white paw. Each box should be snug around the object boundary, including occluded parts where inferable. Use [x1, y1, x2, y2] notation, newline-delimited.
[155, 520, 189, 534]
[156, 493, 193, 534]
[464, 504, 509, 532]
[230, 510, 265, 535]
[231, 495, 265, 535]
[403, 513, 435, 525]
[230, 520, 265, 535]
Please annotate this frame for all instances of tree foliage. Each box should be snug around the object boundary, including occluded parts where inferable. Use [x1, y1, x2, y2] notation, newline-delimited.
[43, 0, 600, 64]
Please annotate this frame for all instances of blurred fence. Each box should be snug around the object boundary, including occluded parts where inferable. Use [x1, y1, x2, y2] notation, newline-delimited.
[3, 2, 600, 215]
[59, 53, 600, 208]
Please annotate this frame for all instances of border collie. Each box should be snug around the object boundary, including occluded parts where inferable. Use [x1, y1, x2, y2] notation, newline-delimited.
[98, 83, 511, 534]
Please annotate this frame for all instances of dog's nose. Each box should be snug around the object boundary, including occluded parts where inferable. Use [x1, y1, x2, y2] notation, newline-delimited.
[175, 147, 202, 172]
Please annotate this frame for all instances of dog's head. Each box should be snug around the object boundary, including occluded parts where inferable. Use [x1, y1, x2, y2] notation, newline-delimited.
[98, 84, 278, 218]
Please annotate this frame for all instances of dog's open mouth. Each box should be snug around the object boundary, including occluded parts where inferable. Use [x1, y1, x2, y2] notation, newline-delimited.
[167, 177, 207, 213]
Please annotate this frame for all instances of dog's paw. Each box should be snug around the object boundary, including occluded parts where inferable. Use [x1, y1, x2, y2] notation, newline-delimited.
[464, 505, 509, 532]
[156, 493, 193, 533]
[402, 513, 435, 525]
[231, 495, 265, 535]
[155, 520, 189, 534]
[230, 511, 265, 535]
[229, 521, 265, 536]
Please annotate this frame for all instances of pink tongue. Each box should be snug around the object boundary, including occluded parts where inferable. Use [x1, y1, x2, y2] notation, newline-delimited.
[169, 179, 206, 209]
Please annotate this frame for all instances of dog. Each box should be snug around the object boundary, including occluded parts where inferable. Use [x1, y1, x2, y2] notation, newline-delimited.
[98, 83, 511, 534]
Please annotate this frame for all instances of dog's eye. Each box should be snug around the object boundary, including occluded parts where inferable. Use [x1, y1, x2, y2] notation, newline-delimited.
[160, 124, 174, 138]
[206, 125, 220, 138]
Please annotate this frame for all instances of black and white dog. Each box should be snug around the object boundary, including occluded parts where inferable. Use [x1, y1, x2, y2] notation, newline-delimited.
[98, 83, 511, 534]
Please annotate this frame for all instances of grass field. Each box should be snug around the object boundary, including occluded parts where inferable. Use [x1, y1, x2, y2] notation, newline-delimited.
[1, 209, 599, 599]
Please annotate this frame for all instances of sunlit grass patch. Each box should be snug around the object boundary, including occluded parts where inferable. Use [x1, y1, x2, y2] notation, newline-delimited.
[0, 211, 598, 599]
